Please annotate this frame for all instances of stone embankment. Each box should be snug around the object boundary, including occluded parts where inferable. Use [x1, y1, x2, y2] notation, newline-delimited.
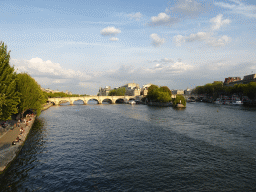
[0, 115, 36, 174]
[42, 102, 53, 111]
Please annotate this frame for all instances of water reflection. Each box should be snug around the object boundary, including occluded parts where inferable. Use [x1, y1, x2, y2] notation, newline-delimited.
[0, 103, 256, 191]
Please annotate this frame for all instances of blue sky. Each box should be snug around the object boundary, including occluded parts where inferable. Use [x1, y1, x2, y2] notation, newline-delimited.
[1, 0, 256, 95]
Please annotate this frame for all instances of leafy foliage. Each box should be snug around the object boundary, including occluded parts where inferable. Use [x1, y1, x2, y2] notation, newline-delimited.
[159, 86, 172, 97]
[0, 42, 20, 120]
[108, 87, 126, 96]
[16, 73, 46, 116]
[46, 92, 84, 98]
[146, 85, 172, 103]
[172, 95, 186, 107]
[193, 81, 256, 99]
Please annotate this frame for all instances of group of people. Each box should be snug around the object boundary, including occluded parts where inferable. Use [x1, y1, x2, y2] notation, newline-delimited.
[0, 122, 9, 128]
[12, 113, 34, 145]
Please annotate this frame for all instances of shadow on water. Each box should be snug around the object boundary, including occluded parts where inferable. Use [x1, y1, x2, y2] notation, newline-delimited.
[0, 118, 46, 191]
[0, 103, 256, 191]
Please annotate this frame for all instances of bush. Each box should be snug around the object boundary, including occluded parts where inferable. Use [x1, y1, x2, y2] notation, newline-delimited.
[172, 95, 186, 107]
[146, 85, 172, 103]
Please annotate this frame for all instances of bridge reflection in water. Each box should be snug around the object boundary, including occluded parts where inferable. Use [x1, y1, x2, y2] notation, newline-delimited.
[48, 96, 137, 105]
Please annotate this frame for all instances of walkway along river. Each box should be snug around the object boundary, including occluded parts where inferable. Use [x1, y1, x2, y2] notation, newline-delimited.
[0, 101, 256, 191]
[0, 115, 36, 173]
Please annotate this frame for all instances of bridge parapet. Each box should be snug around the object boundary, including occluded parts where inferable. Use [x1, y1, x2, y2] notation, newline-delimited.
[48, 95, 137, 105]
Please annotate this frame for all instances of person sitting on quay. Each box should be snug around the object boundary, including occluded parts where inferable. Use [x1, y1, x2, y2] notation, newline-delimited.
[15, 136, 20, 142]
[20, 127, 24, 133]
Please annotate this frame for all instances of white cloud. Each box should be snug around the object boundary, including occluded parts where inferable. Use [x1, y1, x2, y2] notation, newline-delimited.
[210, 14, 231, 30]
[109, 37, 119, 41]
[151, 58, 174, 63]
[145, 61, 194, 74]
[174, 32, 208, 46]
[148, 12, 179, 26]
[150, 33, 165, 47]
[12, 57, 92, 80]
[215, 0, 256, 18]
[169, 0, 205, 17]
[207, 35, 231, 47]
[128, 12, 143, 20]
[174, 32, 231, 47]
[100, 26, 121, 36]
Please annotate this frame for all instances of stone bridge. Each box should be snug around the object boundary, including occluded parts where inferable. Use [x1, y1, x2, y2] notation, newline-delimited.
[48, 96, 137, 105]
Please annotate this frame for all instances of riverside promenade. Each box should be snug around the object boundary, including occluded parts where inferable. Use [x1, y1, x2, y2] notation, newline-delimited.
[0, 115, 36, 174]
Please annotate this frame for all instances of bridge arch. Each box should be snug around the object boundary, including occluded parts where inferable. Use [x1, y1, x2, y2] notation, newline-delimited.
[72, 99, 86, 105]
[102, 99, 112, 104]
[48, 96, 139, 105]
[87, 98, 100, 104]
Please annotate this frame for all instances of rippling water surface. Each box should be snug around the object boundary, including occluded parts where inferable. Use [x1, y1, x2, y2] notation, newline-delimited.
[1, 102, 256, 191]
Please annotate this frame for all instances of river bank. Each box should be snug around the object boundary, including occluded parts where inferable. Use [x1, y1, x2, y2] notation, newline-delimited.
[0, 115, 36, 174]
[42, 102, 53, 111]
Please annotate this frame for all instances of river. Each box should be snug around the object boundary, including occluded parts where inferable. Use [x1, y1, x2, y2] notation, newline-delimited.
[0, 101, 256, 191]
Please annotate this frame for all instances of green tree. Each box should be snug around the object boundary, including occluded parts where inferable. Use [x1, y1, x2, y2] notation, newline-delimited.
[0, 93, 6, 117]
[147, 85, 172, 103]
[157, 91, 172, 103]
[108, 87, 126, 96]
[172, 94, 186, 107]
[159, 86, 172, 97]
[16, 73, 45, 116]
[244, 82, 256, 100]
[146, 85, 159, 101]
[0, 42, 20, 120]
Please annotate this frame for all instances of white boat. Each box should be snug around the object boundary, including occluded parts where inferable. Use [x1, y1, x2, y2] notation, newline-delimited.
[232, 100, 243, 105]
[214, 98, 222, 104]
[232, 96, 243, 105]
[129, 100, 136, 105]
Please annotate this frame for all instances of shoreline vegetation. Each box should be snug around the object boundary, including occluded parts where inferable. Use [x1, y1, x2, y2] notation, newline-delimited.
[144, 85, 186, 108]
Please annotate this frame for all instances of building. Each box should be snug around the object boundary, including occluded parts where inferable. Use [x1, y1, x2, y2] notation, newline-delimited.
[98, 86, 111, 96]
[65, 90, 72, 95]
[224, 77, 241, 85]
[140, 84, 152, 96]
[184, 88, 192, 95]
[243, 74, 256, 83]
[41, 88, 61, 94]
[172, 90, 184, 95]
[224, 74, 256, 87]
[121, 83, 141, 96]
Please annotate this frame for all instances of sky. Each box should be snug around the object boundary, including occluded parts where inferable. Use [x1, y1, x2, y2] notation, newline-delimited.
[1, 0, 256, 95]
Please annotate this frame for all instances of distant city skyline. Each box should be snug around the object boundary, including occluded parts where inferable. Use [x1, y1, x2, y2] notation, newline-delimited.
[1, 0, 256, 95]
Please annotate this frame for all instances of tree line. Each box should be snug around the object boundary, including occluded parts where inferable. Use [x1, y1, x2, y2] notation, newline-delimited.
[46, 92, 86, 98]
[193, 81, 256, 99]
[145, 85, 186, 106]
[0, 42, 47, 120]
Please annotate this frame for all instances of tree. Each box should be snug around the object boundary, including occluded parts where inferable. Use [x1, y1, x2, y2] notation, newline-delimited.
[157, 91, 171, 103]
[0, 42, 20, 120]
[147, 85, 172, 103]
[0, 93, 6, 117]
[108, 87, 126, 96]
[172, 94, 186, 107]
[244, 82, 256, 100]
[16, 73, 45, 116]
[146, 85, 159, 101]
[159, 86, 172, 97]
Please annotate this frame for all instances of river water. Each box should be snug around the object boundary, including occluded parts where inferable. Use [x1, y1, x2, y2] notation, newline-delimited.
[0, 102, 256, 191]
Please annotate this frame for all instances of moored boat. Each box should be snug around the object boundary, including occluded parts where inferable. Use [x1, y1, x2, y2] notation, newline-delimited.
[129, 100, 136, 105]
